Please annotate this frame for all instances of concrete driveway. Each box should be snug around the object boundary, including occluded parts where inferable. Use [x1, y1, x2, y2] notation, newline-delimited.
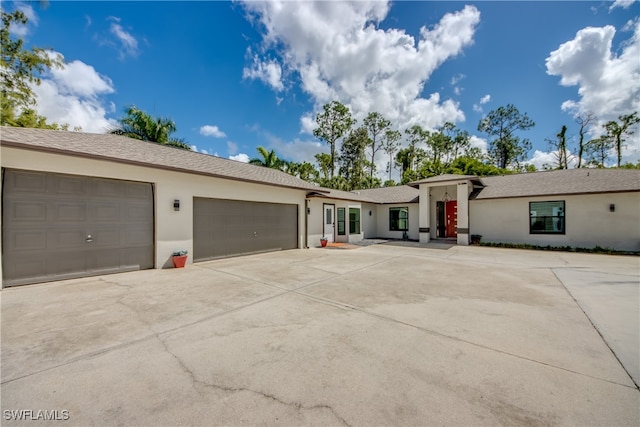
[2, 244, 638, 426]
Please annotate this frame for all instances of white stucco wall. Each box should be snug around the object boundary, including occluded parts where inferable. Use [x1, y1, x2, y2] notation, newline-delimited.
[374, 204, 419, 240]
[470, 192, 640, 251]
[1, 147, 308, 273]
[306, 198, 364, 245]
[362, 203, 377, 239]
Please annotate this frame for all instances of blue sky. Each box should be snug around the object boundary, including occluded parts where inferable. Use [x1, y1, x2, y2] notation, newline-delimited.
[10, 0, 640, 177]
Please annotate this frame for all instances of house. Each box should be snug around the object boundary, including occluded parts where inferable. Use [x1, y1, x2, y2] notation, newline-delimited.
[1, 127, 638, 287]
[411, 170, 640, 251]
[1, 127, 324, 287]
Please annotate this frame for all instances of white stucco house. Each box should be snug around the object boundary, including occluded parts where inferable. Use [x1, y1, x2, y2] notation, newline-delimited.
[1, 127, 638, 287]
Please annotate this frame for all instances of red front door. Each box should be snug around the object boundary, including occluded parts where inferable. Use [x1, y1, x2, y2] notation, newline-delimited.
[445, 200, 457, 237]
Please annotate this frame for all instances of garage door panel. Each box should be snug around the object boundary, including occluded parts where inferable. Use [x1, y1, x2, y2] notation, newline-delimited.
[14, 201, 47, 221]
[10, 171, 47, 192]
[53, 202, 87, 222]
[90, 202, 121, 221]
[2, 170, 154, 286]
[11, 230, 47, 251]
[5, 258, 47, 282]
[50, 230, 86, 248]
[56, 175, 86, 195]
[92, 179, 123, 198]
[193, 197, 297, 262]
[49, 252, 87, 275]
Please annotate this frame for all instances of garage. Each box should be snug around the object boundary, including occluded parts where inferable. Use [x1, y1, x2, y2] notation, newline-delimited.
[2, 169, 154, 286]
[193, 197, 298, 262]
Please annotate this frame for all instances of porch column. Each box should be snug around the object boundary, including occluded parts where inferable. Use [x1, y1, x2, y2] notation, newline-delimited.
[457, 181, 470, 245]
[419, 184, 431, 243]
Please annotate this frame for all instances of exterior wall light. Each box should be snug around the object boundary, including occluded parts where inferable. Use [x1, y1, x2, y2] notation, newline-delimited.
[174, 199, 180, 211]
[610, 204, 615, 212]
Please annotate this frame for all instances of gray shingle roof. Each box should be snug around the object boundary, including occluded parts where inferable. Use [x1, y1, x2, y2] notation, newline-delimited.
[0, 127, 325, 192]
[357, 185, 419, 204]
[473, 169, 640, 200]
[307, 188, 377, 203]
[306, 185, 419, 204]
[409, 173, 478, 187]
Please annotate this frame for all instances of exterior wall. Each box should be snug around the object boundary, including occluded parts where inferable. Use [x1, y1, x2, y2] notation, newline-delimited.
[306, 198, 364, 246]
[1, 147, 307, 273]
[470, 192, 640, 251]
[374, 204, 420, 240]
[362, 203, 378, 239]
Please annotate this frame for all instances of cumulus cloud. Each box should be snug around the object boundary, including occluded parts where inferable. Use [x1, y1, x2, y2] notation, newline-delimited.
[241, 1, 480, 135]
[469, 135, 488, 153]
[9, 3, 38, 37]
[263, 132, 326, 163]
[526, 150, 578, 170]
[610, 0, 636, 11]
[472, 94, 491, 113]
[200, 125, 227, 138]
[106, 17, 140, 59]
[243, 55, 284, 91]
[31, 53, 116, 132]
[230, 153, 250, 163]
[546, 21, 640, 125]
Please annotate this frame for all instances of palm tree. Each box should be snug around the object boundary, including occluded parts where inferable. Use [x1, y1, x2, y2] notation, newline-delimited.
[110, 106, 190, 150]
[249, 146, 284, 170]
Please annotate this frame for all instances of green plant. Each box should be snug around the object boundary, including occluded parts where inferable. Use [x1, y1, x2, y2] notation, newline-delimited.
[172, 250, 188, 256]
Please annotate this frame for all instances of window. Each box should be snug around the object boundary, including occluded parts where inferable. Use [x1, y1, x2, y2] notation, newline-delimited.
[530, 201, 565, 234]
[389, 207, 408, 231]
[349, 208, 360, 234]
[337, 208, 346, 235]
[325, 208, 332, 225]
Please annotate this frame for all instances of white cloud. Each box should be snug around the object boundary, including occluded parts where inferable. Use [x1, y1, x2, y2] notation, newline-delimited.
[525, 150, 579, 170]
[107, 17, 139, 59]
[200, 125, 227, 138]
[31, 53, 116, 133]
[230, 153, 250, 163]
[472, 94, 491, 113]
[264, 132, 326, 163]
[469, 135, 488, 153]
[241, 1, 480, 135]
[610, 0, 636, 11]
[243, 55, 284, 91]
[9, 3, 38, 37]
[190, 145, 210, 155]
[451, 73, 465, 96]
[546, 21, 640, 125]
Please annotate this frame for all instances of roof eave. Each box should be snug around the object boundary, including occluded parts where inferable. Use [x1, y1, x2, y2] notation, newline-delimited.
[1, 141, 325, 193]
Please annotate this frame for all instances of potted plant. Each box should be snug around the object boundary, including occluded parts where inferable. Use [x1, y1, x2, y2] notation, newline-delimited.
[172, 250, 188, 268]
[320, 236, 328, 247]
[470, 234, 482, 245]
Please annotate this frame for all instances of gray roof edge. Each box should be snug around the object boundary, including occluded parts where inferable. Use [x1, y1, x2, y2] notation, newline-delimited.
[1, 140, 324, 193]
[472, 188, 640, 201]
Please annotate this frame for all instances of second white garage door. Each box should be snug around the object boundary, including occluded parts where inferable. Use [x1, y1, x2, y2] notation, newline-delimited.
[193, 197, 298, 262]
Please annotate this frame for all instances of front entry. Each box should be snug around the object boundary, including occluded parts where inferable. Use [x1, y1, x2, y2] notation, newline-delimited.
[445, 200, 458, 238]
[323, 204, 335, 243]
[436, 200, 458, 238]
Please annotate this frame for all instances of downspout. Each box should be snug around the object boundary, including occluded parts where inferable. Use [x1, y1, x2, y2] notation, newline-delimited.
[304, 199, 309, 249]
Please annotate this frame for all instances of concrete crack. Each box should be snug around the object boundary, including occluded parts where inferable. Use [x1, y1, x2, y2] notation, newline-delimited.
[155, 335, 351, 426]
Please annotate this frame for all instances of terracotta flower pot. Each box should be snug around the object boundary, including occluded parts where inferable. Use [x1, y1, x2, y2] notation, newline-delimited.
[320, 239, 328, 247]
[172, 255, 188, 268]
